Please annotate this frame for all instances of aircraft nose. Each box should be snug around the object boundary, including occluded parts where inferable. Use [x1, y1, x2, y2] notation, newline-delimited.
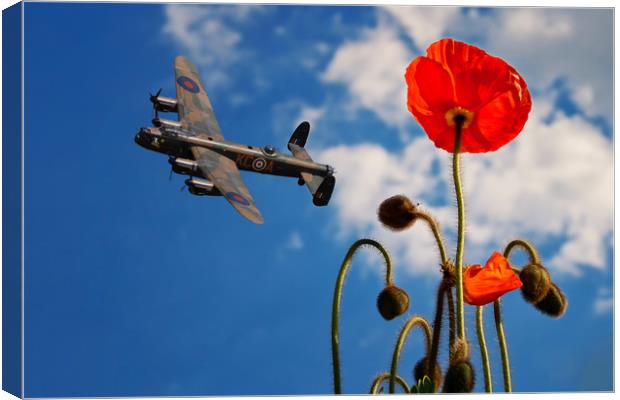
[134, 128, 148, 144]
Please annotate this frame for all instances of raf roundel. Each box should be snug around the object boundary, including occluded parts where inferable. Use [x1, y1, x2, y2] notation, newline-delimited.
[177, 76, 200, 94]
[225, 192, 250, 206]
[252, 158, 267, 171]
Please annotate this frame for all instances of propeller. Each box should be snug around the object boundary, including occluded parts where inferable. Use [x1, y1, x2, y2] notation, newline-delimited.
[149, 88, 162, 104]
[167, 157, 175, 181]
[180, 177, 192, 192]
[149, 88, 162, 121]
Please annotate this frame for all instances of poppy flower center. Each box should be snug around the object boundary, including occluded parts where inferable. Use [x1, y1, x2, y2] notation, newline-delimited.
[445, 107, 474, 128]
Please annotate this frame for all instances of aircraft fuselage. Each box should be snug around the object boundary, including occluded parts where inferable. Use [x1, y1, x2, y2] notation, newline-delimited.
[134, 126, 332, 179]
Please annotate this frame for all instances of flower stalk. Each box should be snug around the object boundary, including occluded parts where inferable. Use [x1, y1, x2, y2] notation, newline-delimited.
[389, 316, 432, 393]
[492, 239, 542, 392]
[476, 306, 493, 392]
[414, 211, 448, 264]
[331, 239, 394, 394]
[452, 117, 466, 340]
[446, 286, 456, 352]
[494, 299, 512, 392]
[428, 279, 449, 382]
[369, 372, 410, 394]
[504, 239, 540, 264]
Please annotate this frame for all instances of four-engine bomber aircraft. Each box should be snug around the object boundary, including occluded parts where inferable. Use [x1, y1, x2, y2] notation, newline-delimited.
[135, 56, 335, 224]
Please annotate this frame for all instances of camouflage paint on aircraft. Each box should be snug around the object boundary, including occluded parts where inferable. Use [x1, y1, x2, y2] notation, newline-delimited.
[174, 56, 264, 224]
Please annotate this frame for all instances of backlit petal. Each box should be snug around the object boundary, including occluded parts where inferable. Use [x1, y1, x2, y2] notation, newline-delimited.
[405, 38, 531, 153]
[406, 57, 455, 116]
[463, 252, 523, 306]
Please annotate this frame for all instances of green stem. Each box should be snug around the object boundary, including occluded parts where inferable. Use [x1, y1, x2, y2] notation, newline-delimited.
[494, 299, 512, 392]
[389, 316, 432, 394]
[428, 279, 448, 381]
[331, 239, 393, 394]
[495, 239, 540, 393]
[452, 119, 466, 340]
[414, 211, 448, 264]
[369, 372, 410, 394]
[503, 239, 540, 264]
[476, 306, 493, 392]
[446, 286, 456, 354]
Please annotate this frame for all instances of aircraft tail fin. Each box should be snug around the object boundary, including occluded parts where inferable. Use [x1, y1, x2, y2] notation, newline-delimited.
[289, 136, 335, 207]
[288, 121, 310, 148]
[307, 174, 335, 206]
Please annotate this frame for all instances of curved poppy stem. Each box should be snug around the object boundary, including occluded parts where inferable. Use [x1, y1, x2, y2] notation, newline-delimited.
[452, 118, 466, 340]
[494, 299, 512, 392]
[389, 316, 432, 394]
[413, 211, 448, 264]
[476, 306, 493, 392]
[331, 238, 393, 394]
[495, 239, 540, 393]
[369, 372, 410, 394]
[503, 238, 540, 264]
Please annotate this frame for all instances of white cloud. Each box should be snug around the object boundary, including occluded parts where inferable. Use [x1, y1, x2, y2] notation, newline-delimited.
[271, 99, 313, 138]
[322, 17, 412, 129]
[322, 7, 612, 126]
[593, 288, 613, 315]
[484, 8, 612, 119]
[318, 99, 613, 277]
[297, 105, 325, 126]
[315, 6, 612, 278]
[162, 4, 263, 88]
[384, 5, 460, 50]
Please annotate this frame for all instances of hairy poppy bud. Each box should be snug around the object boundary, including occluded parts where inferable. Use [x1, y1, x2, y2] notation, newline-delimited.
[519, 263, 551, 303]
[377, 195, 418, 231]
[534, 282, 567, 317]
[377, 285, 409, 320]
[450, 338, 470, 364]
[442, 360, 475, 393]
[413, 356, 442, 392]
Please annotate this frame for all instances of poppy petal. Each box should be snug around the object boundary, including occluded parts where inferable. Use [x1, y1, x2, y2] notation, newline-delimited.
[406, 57, 455, 116]
[425, 38, 488, 79]
[405, 38, 531, 153]
[405, 57, 458, 150]
[453, 55, 516, 111]
[475, 85, 532, 153]
[463, 252, 523, 306]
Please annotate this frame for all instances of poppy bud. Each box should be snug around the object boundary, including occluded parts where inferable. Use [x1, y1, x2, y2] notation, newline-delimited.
[377, 285, 409, 320]
[519, 263, 551, 304]
[413, 356, 442, 392]
[450, 338, 470, 364]
[377, 195, 418, 231]
[534, 282, 567, 317]
[442, 360, 475, 393]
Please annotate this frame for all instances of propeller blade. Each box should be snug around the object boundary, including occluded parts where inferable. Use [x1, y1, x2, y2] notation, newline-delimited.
[149, 88, 162, 103]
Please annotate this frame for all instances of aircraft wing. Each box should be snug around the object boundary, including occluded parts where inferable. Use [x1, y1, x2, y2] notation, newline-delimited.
[173, 56, 263, 224]
[174, 56, 225, 141]
[192, 147, 264, 224]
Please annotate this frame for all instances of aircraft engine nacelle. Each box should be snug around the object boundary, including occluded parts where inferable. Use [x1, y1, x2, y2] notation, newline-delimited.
[169, 157, 198, 175]
[185, 177, 221, 196]
[152, 95, 178, 113]
[153, 118, 182, 129]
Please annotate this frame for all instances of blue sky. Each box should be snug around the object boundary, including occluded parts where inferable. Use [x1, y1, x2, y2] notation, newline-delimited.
[22, 3, 612, 396]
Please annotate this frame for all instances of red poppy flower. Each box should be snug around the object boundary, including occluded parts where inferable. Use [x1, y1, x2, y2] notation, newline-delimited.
[405, 38, 532, 153]
[463, 252, 522, 306]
